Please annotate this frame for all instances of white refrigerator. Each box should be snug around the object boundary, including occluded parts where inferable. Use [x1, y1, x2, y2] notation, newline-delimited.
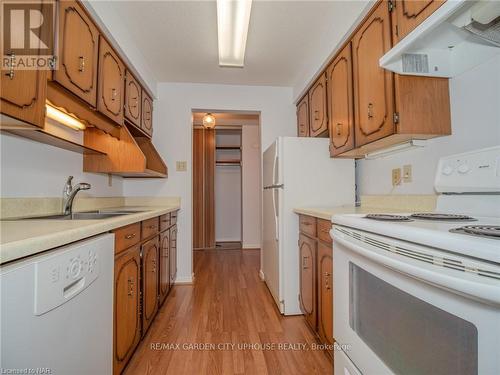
[262, 137, 354, 315]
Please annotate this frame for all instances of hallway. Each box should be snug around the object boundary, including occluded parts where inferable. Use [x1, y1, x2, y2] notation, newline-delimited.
[124, 249, 332, 374]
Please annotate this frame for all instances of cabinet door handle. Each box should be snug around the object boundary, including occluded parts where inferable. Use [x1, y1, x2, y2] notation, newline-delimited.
[5, 53, 15, 80]
[127, 277, 135, 297]
[148, 225, 156, 230]
[302, 222, 312, 226]
[367, 103, 374, 119]
[302, 255, 310, 269]
[78, 56, 85, 72]
[314, 110, 320, 121]
[125, 233, 136, 240]
[336, 123, 342, 136]
[325, 272, 331, 290]
[111, 88, 117, 101]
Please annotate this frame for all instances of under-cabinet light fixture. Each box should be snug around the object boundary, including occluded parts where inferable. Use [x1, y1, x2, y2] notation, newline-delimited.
[45, 103, 86, 131]
[202, 113, 216, 129]
[364, 140, 427, 160]
[216, 0, 253, 67]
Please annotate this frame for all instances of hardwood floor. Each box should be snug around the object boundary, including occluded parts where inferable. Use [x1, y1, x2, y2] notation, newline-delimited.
[124, 249, 333, 375]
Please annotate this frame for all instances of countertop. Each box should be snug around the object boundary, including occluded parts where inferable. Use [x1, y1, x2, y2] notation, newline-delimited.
[293, 205, 412, 221]
[0, 205, 180, 265]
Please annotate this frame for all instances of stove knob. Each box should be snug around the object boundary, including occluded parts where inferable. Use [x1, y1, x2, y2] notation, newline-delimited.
[442, 165, 453, 176]
[458, 163, 470, 174]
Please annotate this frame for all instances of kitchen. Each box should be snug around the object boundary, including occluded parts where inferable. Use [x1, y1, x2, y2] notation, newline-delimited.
[1, 0, 499, 374]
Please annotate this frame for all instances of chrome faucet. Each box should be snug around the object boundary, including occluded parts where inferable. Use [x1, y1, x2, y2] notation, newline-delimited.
[63, 176, 91, 215]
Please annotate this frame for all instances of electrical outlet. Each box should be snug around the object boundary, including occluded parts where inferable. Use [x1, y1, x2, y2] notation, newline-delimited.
[392, 168, 402, 186]
[403, 165, 412, 183]
[176, 161, 187, 172]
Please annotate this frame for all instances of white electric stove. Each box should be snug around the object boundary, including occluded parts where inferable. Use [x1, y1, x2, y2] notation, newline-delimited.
[331, 146, 500, 375]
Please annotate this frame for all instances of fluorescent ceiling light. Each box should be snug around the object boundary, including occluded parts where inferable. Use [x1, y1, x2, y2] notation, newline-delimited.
[364, 140, 427, 160]
[45, 103, 86, 131]
[217, 0, 252, 67]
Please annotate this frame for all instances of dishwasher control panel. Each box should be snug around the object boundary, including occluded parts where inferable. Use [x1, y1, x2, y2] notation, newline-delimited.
[34, 238, 102, 316]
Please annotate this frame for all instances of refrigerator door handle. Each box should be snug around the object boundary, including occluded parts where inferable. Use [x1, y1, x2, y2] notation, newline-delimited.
[263, 184, 284, 190]
[272, 186, 279, 241]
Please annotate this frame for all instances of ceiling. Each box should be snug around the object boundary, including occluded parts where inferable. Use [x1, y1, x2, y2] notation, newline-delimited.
[93, 1, 368, 89]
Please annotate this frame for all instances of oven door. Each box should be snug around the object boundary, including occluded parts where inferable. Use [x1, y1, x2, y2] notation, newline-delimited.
[332, 226, 500, 375]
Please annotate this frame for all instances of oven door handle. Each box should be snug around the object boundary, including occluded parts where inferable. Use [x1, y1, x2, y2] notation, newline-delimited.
[333, 229, 500, 307]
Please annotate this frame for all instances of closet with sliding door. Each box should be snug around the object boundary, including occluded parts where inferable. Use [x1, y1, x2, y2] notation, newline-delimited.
[193, 127, 242, 250]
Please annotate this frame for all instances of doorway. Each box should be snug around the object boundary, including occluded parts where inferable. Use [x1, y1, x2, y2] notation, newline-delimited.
[192, 111, 261, 253]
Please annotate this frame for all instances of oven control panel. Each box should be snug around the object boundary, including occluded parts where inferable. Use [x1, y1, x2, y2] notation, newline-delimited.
[435, 146, 500, 193]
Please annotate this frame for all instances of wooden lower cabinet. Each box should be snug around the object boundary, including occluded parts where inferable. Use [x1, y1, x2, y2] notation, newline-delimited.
[299, 233, 317, 330]
[114, 246, 141, 375]
[170, 225, 178, 284]
[113, 210, 179, 374]
[317, 241, 334, 356]
[298, 215, 334, 358]
[141, 237, 159, 336]
[159, 229, 171, 305]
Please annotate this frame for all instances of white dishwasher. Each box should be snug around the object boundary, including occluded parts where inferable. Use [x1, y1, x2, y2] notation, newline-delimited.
[0, 233, 114, 375]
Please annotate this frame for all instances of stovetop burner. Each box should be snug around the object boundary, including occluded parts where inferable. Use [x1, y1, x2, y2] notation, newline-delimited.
[410, 213, 477, 222]
[450, 225, 500, 239]
[364, 214, 413, 222]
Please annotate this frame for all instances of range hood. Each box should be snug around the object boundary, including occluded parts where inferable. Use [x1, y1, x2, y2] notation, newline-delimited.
[381, 0, 500, 77]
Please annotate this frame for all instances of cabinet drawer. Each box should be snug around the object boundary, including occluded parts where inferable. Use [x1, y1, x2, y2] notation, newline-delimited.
[170, 211, 178, 225]
[299, 215, 316, 237]
[113, 223, 140, 254]
[317, 219, 332, 245]
[142, 217, 159, 239]
[160, 213, 171, 232]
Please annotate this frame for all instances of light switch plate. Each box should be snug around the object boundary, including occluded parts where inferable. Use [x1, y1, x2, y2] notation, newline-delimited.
[403, 165, 412, 183]
[392, 168, 402, 186]
[176, 161, 187, 172]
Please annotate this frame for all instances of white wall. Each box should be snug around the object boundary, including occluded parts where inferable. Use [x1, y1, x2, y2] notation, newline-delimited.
[357, 56, 500, 195]
[123, 83, 295, 282]
[242, 125, 262, 248]
[0, 133, 123, 197]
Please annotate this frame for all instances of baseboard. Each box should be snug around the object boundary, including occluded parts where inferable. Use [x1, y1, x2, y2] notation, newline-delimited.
[173, 274, 193, 285]
[259, 269, 265, 281]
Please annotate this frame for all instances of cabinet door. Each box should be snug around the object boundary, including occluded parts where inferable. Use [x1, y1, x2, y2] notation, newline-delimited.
[352, 1, 395, 147]
[327, 43, 355, 156]
[296, 94, 310, 137]
[98, 36, 125, 125]
[141, 90, 153, 137]
[308, 73, 328, 137]
[142, 237, 159, 335]
[393, 0, 446, 42]
[159, 230, 171, 305]
[124, 71, 141, 127]
[317, 241, 334, 355]
[299, 233, 316, 330]
[169, 225, 177, 285]
[114, 246, 141, 375]
[54, 0, 99, 106]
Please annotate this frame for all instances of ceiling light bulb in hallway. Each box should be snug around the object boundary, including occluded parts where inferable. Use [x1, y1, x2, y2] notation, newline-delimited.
[202, 113, 216, 128]
[217, 0, 252, 67]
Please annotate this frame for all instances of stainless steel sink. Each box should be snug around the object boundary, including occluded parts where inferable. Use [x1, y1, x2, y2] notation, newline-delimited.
[21, 211, 133, 220]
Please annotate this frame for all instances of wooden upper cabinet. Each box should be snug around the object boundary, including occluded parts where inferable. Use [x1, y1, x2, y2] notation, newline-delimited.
[297, 94, 310, 137]
[1, 67, 47, 128]
[54, 1, 99, 106]
[170, 224, 177, 284]
[352, 1, 395, 147]
[98, 36, 125, 125]
[299, 233, 316, 330]
[392, 0, 446, 43]
[317, 241, 334, 354]
[142, 237, 159, 336]
[124, 71, 141, 127]
[114, 246, 141, 375]
[141, 90, 153, 137]
[327, 43, 355, 156]
[308, 74, 328, 137]
[159, 230, 171, 305]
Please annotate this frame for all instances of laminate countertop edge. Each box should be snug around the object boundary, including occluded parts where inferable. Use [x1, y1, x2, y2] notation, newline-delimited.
[293, 206, 414, 221]
[0, 205, 180, 265]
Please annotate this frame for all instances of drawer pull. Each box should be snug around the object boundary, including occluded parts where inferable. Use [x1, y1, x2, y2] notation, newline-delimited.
[78, 56, 85, 72]
[302, 222, 312, 226]
[5, 53, 15, 80]
[125, 233, 136, 240]
[147, 225, 157, 230]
